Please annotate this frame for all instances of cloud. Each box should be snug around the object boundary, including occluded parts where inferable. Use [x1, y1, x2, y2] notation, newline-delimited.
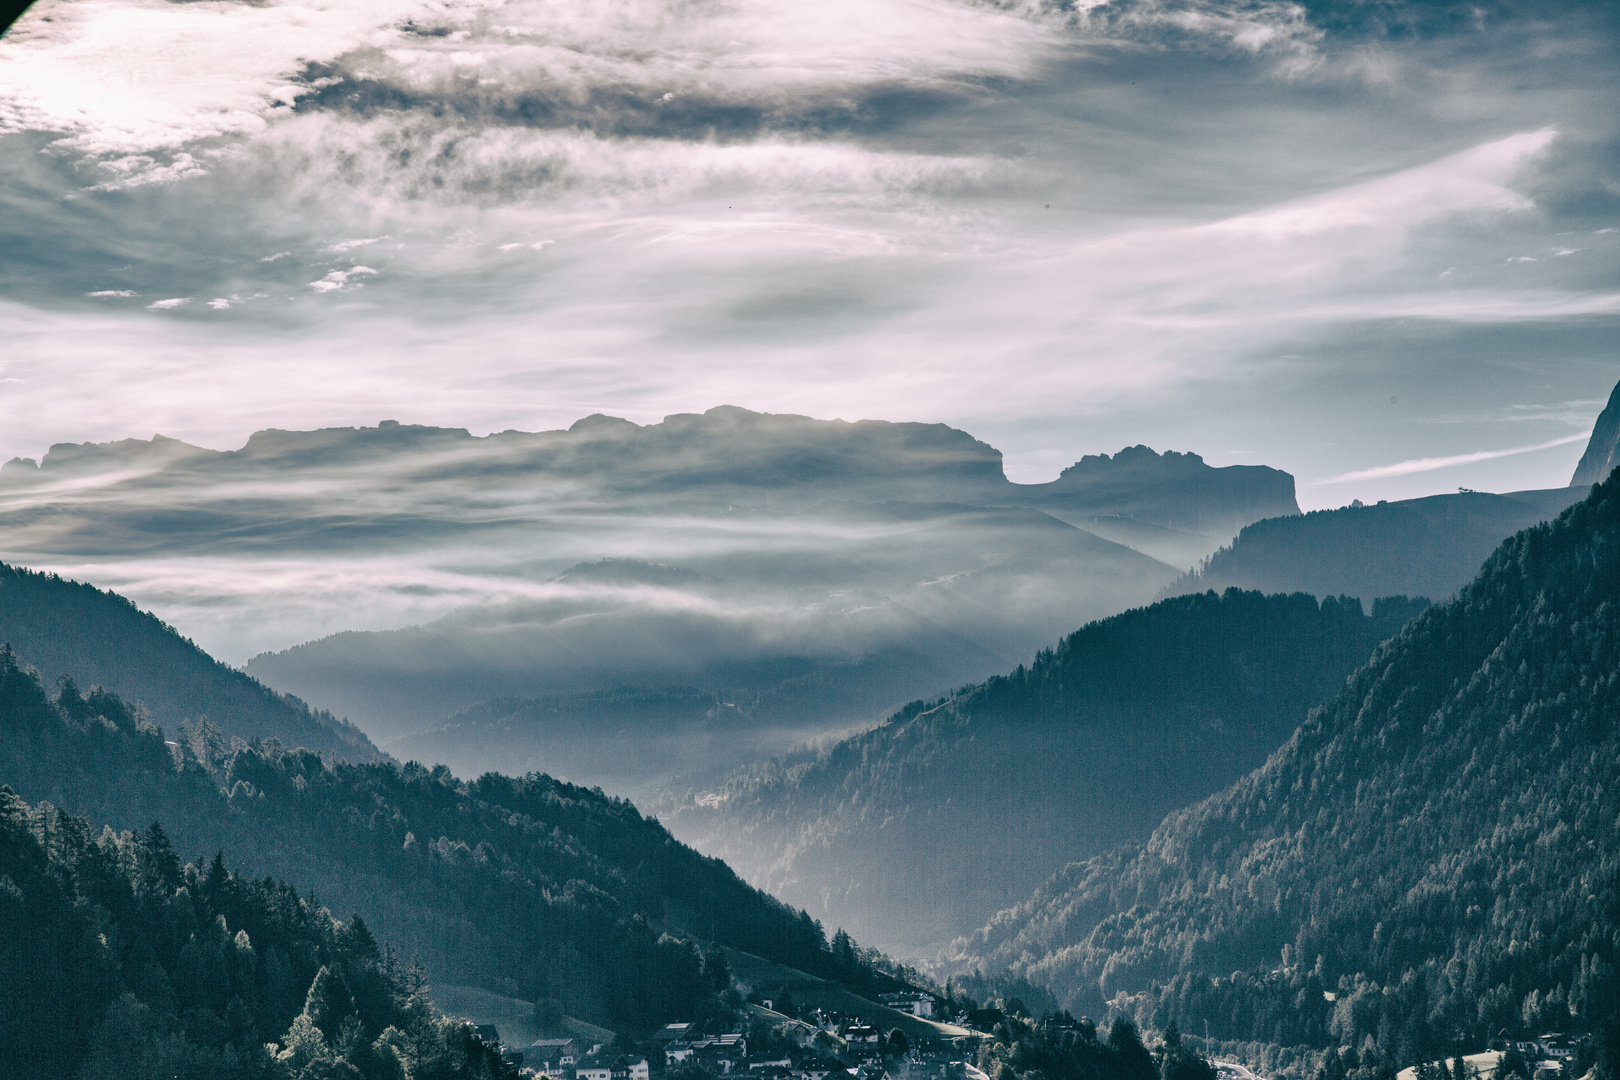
[0, 0, 1615, 529]
[0, 0, 1049, 167]
[0, 429, 1169, 662]
[308, 266, 379, 292]
[1313, 432, 1592, 485]
[0, 0, 444, 156]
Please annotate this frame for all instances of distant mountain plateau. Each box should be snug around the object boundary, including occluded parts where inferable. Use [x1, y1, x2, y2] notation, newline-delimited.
[0, 406, 1298, 794]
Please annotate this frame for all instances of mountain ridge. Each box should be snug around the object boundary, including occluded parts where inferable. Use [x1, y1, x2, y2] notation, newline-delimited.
[1, 407, 1301, 538]
[1571, 381, 1620, 486]
[664, 588, 1428, 952]
[1165, 486, 1589, 604]
[944, 472, 1620, 1062]
[0, 561, 379, 760]
[0, 634, 897, 1039]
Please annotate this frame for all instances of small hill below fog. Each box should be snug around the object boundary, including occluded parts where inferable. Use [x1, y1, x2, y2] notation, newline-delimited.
[246, 505, 1179, 789]
[1167, 486, 1587, 603]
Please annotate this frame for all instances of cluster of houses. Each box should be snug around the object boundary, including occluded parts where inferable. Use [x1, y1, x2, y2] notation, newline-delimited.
[1498, 1031, 1585, 1078]
[1508, 1034, 1579, 1062]
[478, 1009, 983, 1080]
[877, 994, 935, 1019]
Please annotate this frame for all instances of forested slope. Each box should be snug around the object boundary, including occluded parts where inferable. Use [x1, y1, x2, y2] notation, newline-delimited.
[950, 475, 1620, 1063]
[1167, 487, 1587, 605]
[668, 590, 1427, 951]
[1, 788, 516, 1080]
[0, 561, 378, 760]
[0, 647, 895, 1038]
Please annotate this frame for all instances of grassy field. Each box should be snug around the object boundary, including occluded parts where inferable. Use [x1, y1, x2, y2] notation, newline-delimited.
[723, 948, 975, 1043]
[430, 984, 617, 1050]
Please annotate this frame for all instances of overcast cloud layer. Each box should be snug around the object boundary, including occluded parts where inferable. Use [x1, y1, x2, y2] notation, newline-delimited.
[2, 0, 1619, 510]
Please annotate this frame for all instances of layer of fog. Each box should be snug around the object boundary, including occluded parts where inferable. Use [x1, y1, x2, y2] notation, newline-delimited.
[0, 412, 1212, 796]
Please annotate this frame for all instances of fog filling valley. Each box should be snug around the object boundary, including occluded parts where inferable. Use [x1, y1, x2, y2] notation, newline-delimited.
[5, 0, 1620, 1031]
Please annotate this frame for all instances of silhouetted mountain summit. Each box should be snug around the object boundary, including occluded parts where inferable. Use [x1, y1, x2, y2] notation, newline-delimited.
[1571, 377, 1620, 486]
[1023, 445, 1298, 539]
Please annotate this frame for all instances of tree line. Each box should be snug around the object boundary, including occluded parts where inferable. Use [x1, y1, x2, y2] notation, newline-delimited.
[0, 787, 517, 1080]
[951, 475, 1620, 1076]
[0, 644, 900, 1038]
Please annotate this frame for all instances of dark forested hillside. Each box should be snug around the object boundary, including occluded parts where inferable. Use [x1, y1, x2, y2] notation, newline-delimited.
[667, 590, 1426, 951]
[0, 561, 378, 760]
[0, 788, 517, 1080]
[0, 646, 893, 1039]
[950, 474, 1620, 1065]
[1167, 487, 1587, 605]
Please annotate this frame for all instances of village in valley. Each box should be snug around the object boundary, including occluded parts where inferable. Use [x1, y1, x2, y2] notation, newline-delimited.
[465, 984, 999, 1080]
[449, 974, 1592, 1080]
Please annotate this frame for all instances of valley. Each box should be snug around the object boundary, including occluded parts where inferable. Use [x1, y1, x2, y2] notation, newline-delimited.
[4, 0, 1618, 1076]
[0, 399, 1614, 1080]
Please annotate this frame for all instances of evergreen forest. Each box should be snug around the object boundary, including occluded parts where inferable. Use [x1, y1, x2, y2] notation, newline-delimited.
[0, 561, 377, 760]
[670, 589, 1428, 947]
[950, 473, 1620, 1072]
[0, 644, 904, 1045]
[1, 787, 518, 1080]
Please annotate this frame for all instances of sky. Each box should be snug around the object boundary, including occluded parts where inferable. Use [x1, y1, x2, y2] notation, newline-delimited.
[1, 0, 1619, 510]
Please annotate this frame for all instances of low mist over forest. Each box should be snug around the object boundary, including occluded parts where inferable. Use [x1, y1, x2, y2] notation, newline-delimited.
[1, 403, 1617, 1080]
[1, 408, 1300, 791]
[4, 0, 1620, 1069]
[664, 590, 1428, 951]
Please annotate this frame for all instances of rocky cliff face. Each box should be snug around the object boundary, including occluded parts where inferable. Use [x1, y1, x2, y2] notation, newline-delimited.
[1, 409, 1294, 530]
[1570, 377, 1620, 486]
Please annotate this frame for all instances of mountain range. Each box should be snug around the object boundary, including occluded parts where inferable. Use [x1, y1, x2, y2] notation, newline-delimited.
[0, 407, 1301, 794]
[942, 470, 1620, 1063]
[1, 394, 1614, 1080]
